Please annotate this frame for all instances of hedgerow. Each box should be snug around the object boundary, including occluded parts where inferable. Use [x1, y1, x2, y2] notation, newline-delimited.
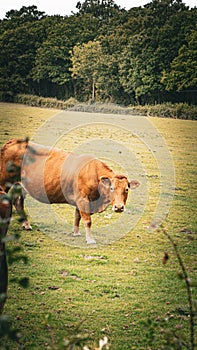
[12, 94, 197, 120]
[14, 94, 78, 109]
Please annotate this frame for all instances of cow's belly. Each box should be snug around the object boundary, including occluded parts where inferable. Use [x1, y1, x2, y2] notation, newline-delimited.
[22, 176, 65, 204]
[22, 167, 74, 205]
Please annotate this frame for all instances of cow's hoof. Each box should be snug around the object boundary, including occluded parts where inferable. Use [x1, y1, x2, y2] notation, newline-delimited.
[72, 231, 82, 237]
[22, 221, 32, 230]
[86, 238, 96, 245]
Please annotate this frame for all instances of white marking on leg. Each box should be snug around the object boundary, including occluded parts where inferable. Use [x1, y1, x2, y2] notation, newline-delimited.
[85, 227, 96, 244]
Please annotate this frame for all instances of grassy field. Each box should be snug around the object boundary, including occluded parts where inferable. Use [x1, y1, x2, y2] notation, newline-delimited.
[0, 102, 196, 349]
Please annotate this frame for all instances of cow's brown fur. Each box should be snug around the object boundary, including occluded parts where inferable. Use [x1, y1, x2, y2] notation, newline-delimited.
[0, 139, 140, 244]
[0, 138, 28, 192]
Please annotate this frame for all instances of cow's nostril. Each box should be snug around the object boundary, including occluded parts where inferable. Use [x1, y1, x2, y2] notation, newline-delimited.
[114, 205, 124, 212]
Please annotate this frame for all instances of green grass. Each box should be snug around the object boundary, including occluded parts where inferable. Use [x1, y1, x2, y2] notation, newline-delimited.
[0, 102, 196, 349]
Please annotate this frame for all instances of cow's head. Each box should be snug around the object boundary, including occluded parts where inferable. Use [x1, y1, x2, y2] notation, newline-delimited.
[100, 175, 140, 213]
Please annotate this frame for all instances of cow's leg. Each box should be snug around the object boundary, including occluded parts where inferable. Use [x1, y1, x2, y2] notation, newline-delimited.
[18, 196, 32, 231]
[80, 211, 96, 244]
[12, 184, 32, 230]
[72, 208, 82, 236]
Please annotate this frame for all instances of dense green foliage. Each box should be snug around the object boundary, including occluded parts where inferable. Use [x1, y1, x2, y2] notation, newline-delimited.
[0, 1, 197, 104]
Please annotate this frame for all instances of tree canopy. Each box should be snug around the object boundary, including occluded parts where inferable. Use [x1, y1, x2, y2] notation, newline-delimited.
[0, 0, 196, 104]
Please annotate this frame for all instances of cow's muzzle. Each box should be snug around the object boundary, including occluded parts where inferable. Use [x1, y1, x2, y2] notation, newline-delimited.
[113, 204, 125, 213]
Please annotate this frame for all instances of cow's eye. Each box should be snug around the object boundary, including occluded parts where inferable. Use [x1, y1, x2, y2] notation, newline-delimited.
[110, 186, 114, 192]
[125, 187, 129, 193]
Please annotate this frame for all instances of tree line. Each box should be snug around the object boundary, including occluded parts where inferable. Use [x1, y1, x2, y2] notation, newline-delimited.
[0, 0, 196, 105]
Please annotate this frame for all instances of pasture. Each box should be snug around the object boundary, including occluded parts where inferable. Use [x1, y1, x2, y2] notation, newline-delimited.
[0, 102, 196, 349]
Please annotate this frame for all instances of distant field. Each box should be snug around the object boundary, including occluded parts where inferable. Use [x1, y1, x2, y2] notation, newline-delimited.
[0, 102, 196, 349]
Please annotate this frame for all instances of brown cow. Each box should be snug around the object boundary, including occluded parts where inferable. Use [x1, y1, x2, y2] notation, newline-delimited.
[0, 138, 30, 229]
[0, 138, 29, 192]
[0, 187, 12, 313]
[0, 139, 140, 244]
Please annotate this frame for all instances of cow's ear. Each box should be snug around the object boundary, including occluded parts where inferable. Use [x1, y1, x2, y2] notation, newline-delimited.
[100, 176, 112, 188]
[129, 180, 140, 189]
